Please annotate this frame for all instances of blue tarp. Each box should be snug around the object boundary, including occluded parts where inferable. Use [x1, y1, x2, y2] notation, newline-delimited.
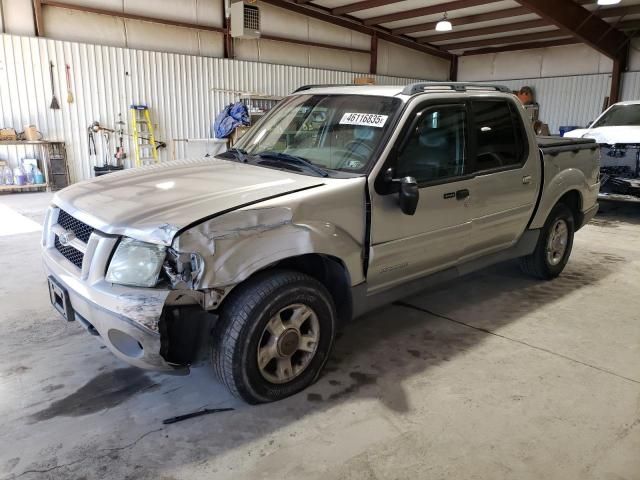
[214, 102, 250, 139]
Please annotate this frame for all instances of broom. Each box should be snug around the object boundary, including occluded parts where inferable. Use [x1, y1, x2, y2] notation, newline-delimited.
[49, 61, 60, 110]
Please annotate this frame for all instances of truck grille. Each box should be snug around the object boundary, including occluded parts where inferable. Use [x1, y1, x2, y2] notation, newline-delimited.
[55, 235, 84, 268]
[53, 209, 95, 269]
[57, 209, 95, 243]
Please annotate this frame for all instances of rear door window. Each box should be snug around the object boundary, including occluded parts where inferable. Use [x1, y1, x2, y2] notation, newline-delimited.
[472, 100, 526, 171]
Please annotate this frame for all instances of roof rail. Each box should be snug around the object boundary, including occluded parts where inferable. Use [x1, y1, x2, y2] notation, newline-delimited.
[293, 83, 360, 93]
[401, 82, 512, 96]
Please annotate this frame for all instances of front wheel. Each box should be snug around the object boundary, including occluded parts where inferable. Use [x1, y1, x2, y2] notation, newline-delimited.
[520, 203, 575, 280]
[211, 269, 336, 403]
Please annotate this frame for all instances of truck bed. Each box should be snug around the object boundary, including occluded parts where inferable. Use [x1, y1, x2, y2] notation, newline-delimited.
[537, 136, 597, 155]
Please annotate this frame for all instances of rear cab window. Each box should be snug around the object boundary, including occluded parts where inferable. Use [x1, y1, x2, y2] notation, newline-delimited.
[471, 99, 528, 172]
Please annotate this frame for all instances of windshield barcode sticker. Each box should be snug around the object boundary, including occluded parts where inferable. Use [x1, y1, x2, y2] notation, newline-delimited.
[339, 113, 388, 128]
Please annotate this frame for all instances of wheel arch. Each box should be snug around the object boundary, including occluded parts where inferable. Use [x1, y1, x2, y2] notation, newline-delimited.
[261, 253, 353, 325]
[529, 185, 585, 230]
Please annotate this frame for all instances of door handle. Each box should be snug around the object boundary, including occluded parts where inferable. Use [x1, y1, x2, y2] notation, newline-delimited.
[522, 175, 532, 184]
[456, 189, 470, 200]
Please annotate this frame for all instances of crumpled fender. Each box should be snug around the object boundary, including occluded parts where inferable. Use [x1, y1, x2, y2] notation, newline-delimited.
[171, 179, 366, 292]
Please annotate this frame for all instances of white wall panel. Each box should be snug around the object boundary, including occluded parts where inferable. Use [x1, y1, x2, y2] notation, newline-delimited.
[124, 20, 201, 55]
[43, 8, 127, 48]
[0, 33, 424, 183]
[460, 44, 613, 81]
[377, 40, 449, 80]
[1, 0, 36, 36]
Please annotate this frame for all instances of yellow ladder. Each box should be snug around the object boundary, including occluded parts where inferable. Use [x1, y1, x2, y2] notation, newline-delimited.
[130, 105, 158, 167]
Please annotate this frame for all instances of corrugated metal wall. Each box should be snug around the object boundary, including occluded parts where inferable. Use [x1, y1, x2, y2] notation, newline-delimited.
[482, 74, 612, 134]
[0, 33, 423, 182]
[621, 71, 640, 102]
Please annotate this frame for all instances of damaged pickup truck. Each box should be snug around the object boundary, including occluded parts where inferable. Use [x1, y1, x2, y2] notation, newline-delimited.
[43, 83, 600, 403]
[565, 100, 640, 202]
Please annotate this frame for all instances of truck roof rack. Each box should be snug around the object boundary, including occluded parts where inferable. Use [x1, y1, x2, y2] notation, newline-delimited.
[292, 82, 512, 95]
[293, 84, 359, 93]
[401, 82, 512, 95]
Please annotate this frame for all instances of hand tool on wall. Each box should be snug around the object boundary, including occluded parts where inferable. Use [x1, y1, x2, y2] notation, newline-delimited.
[49, 61, 60, 110]
[114, 113, 127, 164]
[65, 64, 73, 104]
[87, 126, 97, 165]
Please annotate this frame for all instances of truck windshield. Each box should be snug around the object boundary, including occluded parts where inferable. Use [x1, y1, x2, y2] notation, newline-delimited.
[592, 104, 640, 128]
[232, 94, 401, 173]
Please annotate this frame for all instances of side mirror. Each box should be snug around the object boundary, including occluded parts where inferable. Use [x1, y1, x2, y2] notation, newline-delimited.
[384, 168, 419, 215]
[399, 177, 419, 215]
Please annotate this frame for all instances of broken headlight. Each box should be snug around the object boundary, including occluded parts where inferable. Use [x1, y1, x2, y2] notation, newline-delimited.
[106, 238, 167, 287]
[162, 249, 204, 289]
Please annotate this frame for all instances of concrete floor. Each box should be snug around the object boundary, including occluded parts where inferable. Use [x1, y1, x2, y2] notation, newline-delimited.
[1, 192, 639, 480]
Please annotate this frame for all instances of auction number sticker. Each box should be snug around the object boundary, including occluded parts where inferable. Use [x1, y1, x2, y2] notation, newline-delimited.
[339, 112, 388, 128]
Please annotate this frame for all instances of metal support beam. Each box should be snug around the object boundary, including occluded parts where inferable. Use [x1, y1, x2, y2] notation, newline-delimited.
[260, 34, 370, 53]
[514, 0, 628, 59]
[609, 55, 625, 105]
[449, 55, 458, 81]
[370, 32, 378, 74]
[222, 0, 232, 59]
[33, 0, 44, 36]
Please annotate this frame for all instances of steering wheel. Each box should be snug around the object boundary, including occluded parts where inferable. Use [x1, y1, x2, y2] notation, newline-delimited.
[333, 140, 373, 169]
[344, 140, 374, 157]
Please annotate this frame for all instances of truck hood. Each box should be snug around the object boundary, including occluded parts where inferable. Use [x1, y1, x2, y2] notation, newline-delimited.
[563, 126, 640, 144]
[53, 158, 325, 245]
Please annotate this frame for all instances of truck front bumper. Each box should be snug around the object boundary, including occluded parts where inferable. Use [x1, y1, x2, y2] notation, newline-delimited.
[43, 245, 186, 374]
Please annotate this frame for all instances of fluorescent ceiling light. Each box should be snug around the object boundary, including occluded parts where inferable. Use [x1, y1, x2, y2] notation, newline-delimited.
[597, 0, 621, 4]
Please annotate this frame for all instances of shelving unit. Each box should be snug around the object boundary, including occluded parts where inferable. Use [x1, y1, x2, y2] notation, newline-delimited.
[0, 140, 70, 193]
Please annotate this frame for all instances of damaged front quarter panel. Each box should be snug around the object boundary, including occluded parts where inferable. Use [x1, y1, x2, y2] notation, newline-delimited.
[169, 181, 366, 303]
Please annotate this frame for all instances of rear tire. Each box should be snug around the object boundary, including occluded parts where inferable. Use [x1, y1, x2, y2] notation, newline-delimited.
[211, 269, 336, 404]
[520, 203, 575, 280]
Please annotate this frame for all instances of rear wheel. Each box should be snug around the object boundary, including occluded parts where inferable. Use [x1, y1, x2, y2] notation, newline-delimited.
[520, 203, 575, 280]
[211, 269, 336, 403]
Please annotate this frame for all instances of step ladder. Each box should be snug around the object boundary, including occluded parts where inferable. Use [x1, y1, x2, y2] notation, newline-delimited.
[130, 105, 159, 167]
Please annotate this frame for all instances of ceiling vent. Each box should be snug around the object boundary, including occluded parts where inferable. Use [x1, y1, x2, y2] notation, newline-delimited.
[231, 0, 261, 39]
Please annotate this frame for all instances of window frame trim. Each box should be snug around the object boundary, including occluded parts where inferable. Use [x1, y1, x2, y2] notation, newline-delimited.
[469, 98, 530, 176]
[374, 99, 473, 194]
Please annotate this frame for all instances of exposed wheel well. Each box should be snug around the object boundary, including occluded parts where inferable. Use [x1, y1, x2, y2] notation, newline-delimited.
[272, 254, 353, 325]
[557, 190, 583, 229]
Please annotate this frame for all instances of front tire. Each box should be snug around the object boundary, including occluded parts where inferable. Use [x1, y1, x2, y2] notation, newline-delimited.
[520, 203, 575, 280]
[211, 269, 336, 404]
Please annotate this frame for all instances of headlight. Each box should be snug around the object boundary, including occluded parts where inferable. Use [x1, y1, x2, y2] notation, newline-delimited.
[106, 238, 166, 287]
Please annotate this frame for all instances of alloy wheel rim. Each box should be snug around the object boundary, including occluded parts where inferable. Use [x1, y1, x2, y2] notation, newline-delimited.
[546, 219, 569, 266]
[257, 303, 320, 384]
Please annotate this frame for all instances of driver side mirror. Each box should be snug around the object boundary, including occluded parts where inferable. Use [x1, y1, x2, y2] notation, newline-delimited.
[384, 168, 419, 215]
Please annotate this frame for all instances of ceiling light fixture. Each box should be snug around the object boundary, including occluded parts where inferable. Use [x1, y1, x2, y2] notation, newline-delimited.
[436, 13, 452, 32]
[597, 0, 621, 5]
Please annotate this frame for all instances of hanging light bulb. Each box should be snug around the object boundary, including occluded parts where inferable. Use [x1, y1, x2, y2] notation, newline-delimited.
[436, 12, 452, 32]
[597, 0, 620, 4]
